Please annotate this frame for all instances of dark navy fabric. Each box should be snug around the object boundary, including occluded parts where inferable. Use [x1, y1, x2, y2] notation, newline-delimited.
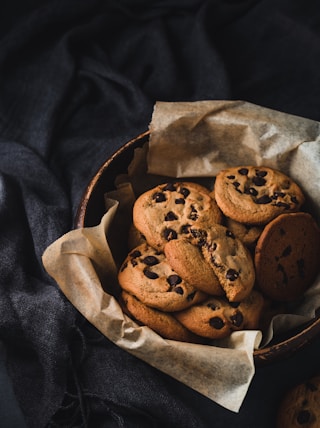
[0, 1, 320, 427]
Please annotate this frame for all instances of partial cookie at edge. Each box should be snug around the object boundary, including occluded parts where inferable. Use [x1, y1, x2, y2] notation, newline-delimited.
[254, 212, 320, 301]
[277, 375, 320, 428]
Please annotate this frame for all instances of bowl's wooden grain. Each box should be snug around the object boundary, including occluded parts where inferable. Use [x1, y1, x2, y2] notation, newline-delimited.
[75, 131, 320, 366]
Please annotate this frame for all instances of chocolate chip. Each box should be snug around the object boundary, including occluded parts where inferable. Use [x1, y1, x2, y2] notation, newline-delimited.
[211, 242, 217, 251]
[163, 228, 178, 241]
[165, 211, 178, 221]
[272, 191, 285, 199]
[175, 198, 185, 204]
[153, 192, 166, 202]
[130, 250, 141, 258]
[131, 259, 138, 267]
[190, 228, 207, 247]
[179, 187, 190, 198]
[229, 301, 240, 308]
[174, 286, 184, 295]
[256, 170, 268, 177]
[227, 175, 235, 179]
[189, 205, 198, 221]
[255, 195, 272, 204]
[226, 269, 239, 281]
[181, 224, 190, 234]
[252, 176, 266, 186]
[143, 268, 159, 279]
[291, 196, 299, 204]
[233, 182, 242, 193]
[167, 274, 182, 286]
[238, 168, 248, 175]
[163, 183, 176, 191]
[281, 245, 292, 257]
[209, 317, 225, 330]
[274, 202, 290, 209]
[142, 256, 159, 266]
[187, 291, 196, 301]
[196, 239, 206, 248]
[190, 229, 207, 240]
[207, 302, 218, 310]
[244, 187, 258, 196]
[230, 311, 243, 327]
[296, 409, 312, 424]
[226, 230, 235, 239]
[277, 263, 288, 284]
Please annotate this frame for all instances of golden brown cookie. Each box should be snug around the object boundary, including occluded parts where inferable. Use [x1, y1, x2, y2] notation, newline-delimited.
[214, 166, 305, 225]
[164, 238, 224, 296]
[120, 291, 204, 343]
[132, 182, 222, 251]
[118, 243, 207, 312]
[255, 212, 320, 301]
[277, 375, 320, 428]
[188, 223, 256, 302]
[174, 290, 264, 340]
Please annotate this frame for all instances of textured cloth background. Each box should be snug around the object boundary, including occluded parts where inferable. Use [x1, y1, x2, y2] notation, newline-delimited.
[1, 1, 320, 427]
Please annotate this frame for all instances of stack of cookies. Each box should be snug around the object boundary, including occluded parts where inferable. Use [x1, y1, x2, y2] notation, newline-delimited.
[118, 166, 320, 343]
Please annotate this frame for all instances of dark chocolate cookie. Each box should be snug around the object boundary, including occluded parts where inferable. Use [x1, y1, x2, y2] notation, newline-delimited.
[255, 212, 320, 301]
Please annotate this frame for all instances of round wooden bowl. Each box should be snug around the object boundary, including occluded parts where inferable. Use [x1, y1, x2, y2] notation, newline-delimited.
[75, 131, 320, 366]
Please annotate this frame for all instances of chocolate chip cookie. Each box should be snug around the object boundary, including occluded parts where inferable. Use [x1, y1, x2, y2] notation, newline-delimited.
[133, 182, 223, 251]
[277, 375, 320, 428]
[174, 290, 264, 340]
[118, 243, 207, 312]
[255, 212, 320, 301]
[120, 290, 204, 343]
[187, 223, 256, 302]
[214, 166, 305, 225]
